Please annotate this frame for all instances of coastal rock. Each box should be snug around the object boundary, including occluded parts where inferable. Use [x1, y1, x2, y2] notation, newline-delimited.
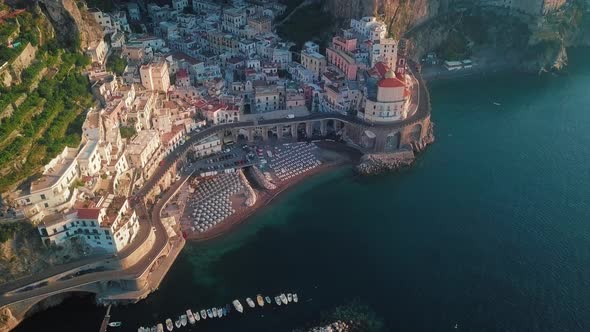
[38, 0, 103, 49]
[0, 307, 18, 332]
[248, 166, 277, 190]
[355, 150, 415, 175]
[238, 169, 257, 207]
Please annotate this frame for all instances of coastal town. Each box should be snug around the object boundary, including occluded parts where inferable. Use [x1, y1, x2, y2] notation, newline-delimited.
[0, 0, 579, 330]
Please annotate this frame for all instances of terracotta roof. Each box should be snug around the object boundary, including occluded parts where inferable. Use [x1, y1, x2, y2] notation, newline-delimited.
[378, 77, 405, 88]
[176, 69, 189, 78]
[374, 62, 389, 78]
[77, 208, 101, 220]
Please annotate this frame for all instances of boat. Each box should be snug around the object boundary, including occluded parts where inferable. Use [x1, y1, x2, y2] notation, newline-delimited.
[194, 310, 201, 321]
[174, 318, 181, 329]
[287, 293, 293, 303]
[109, 322, 122, 327]
[180, 314, 187, 326]
[206, 309, 213, 318]
[274, 296, 281, 306]
[246, 297, 256, 308]
[232, 299, 244, 313]
[280, 294, 288, 305]
[152, 327, 158, 332]
[222, 307, 228, 316]
[225, 304, 231, 314]
[200, 309, 207, 320]
[212, 308, 218, 317]
[256, 294, 265, 307]
[186, 310, 195, 324]
[293, 293, 299, 303]
[138, 327, 145, 332]
[165, 318, 173, 331]
[218, 307, 224, 318]
[493, 102, 501, 106]
[156, 324, 163, 332]
[265, 296, 272, 304]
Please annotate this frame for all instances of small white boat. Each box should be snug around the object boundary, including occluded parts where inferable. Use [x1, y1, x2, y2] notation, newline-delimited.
[165, 319, 173, 331]
[274, 296, 281, 306]
[256, 294, 265, 307]
[233, 299, 244, 313]
[180, 314, 187, 326]
[206, 309, 213, 318]
[138, 327, 145, 332]
[200, 309, 207, 320]
[156, 324, 163, 332]
[280, 294, 288, 305]
[493, 102, 501, 106]
[212, 308, 218, 317]
[187, 310, 195, 324]
[265, 296, 272, 304]
[218, 307, 224, 318]
[287, 293, 293, 303]
[246, 297, 256, 308]
[194, 311, 201, 321]
[109, 322, 122, 327]
[174, 318, 181, 329]
[293, 293, 299, 303]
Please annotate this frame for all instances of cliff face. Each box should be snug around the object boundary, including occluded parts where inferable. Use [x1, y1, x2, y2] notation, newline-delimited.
[37, 0, 103, 50]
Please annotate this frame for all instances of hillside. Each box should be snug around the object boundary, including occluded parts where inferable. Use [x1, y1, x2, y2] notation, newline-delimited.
[0, 0, 98, 193]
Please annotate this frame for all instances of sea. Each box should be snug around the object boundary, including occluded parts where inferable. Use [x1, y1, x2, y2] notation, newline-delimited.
[12, 47, 590, 332]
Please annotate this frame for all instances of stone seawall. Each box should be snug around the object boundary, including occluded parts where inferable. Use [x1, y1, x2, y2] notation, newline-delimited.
[356, 150, 416, 175]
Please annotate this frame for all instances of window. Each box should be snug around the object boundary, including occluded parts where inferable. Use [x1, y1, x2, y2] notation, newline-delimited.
[40, 194, 46, 200]
[44, 203, 49, 208]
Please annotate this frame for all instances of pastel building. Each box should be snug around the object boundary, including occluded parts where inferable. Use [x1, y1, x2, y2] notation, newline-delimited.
[360, 69, 410, 123]
[301, 50, 326, 81]
[350, 16, 387, 41]
[140, 61, 171, 92]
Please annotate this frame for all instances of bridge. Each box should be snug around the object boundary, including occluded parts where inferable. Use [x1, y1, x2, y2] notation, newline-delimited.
[0, 66, 432, 332]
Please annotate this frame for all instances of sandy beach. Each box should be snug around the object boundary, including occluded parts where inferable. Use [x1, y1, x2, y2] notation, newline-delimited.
[180, 142, 361, 243]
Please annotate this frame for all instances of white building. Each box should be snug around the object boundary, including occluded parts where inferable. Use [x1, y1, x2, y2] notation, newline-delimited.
[140, 61, 171, 92]
[37, 196, 140, 253]
[126, 130, 161, 169]
[127, 3, 141, 21]
[371, 38, 398, 69]
[192, 135, 222, 158]
[360, 70, 410, 123]
[350, 17, 387, 41]
[172, 0, 189, 11]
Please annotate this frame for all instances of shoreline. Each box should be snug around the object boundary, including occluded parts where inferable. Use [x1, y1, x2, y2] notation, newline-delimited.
[184, 143, 359, 243]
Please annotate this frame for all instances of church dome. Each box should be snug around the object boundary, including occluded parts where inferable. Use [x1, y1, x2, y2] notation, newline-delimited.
[384, 69, 395, 79]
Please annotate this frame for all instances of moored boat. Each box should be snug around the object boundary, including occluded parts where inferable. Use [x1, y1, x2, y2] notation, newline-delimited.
[138, 327, 145, 332]
[287, 293, 293, 303]
[274, 296, 281, 306]
[150, 327, 157, 332]
[206, 309, 213, 318]
[246, 297, 256, 308]
[165, 318, 173, 331]
[222, 307, 228, 316]
[265, 296, 271, 304]
[225, 303, 231, 314]
[180, 314, 187, 326]
[233, 299, 244, 313]
[256, 294, 264, 307]
[194, 310, 201, 321]
[293, 293, 299, 303]
[213, 307, 218, 317]
[187, 310, 195, 324]
[156, 323, 163, 332]
[109, 322, 122, 327]
[200, 309, 207, 320]
[280, 294, 288, 305]
[174, 318, 181, 329]
[218, 307, 224, 318]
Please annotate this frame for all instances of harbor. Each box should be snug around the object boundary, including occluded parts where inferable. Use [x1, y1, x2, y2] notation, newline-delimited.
[135, 292, 300, 332]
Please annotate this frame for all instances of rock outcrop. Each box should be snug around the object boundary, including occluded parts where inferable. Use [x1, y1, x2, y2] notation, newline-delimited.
[38, 0, 103, 50]
[355, 150, 415, 175]
[0, 307, 18, 332]
[247, 166, 277, 190]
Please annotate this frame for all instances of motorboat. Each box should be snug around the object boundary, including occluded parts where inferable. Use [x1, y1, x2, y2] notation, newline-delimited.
[222, 307, 228, 316]
[194, 310, 201, 322]
[280, 294, 288, 305]
[186, 310, 195, 324]
[180, 314, 187, 326]
[174, 318, 181, 329]
[232, 299, 244, 313]
[225, 304, 231, 314]
[206, 309, 213, 318]
[293, 293, 299, 303]
[217, 307, 224, 318]
[256, 294, 265, 307]
[265, 296, 272, 304]
[109, 322, 122, 327]
[200, 309, 207, 320]
[165, 318, 173, 332]
[212, 308, 218, 317]
[274, 296, 281, 306]
[246, 297, 256, 308]
[156, 324, 163, 332]
[287, 293, 293, 303]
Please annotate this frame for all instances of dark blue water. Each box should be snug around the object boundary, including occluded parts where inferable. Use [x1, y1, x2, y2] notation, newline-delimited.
[14, 48, 590, 332]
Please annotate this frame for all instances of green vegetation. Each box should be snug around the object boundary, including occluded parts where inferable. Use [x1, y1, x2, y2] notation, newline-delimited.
[276, 2, 336, 51]
[106, 53, 127, 76]
[119, 126, 137, 139]
[0, 222, 22, 243]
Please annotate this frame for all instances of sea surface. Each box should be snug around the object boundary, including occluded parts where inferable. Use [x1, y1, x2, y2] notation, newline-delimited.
[13, 48, 590, 332]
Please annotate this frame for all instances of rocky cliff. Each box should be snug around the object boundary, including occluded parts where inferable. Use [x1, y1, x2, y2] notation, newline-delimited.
[37, 0, 103, 50]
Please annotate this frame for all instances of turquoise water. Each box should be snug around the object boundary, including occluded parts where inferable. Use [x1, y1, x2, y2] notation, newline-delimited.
[14, 48, 590, 331]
